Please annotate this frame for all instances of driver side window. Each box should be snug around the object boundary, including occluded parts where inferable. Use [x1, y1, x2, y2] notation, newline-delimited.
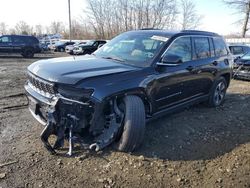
[164, 37, 192, 62]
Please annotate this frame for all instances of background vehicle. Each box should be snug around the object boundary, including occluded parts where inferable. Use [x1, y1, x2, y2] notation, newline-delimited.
[72, 40, 106, 55]
[233, 51, 250, 80]
[0, 35, 40, 58]
[52, 41, 75, 52]
[25, 30, 232, 155]
[65, 42, 86, 55]
[228, 44, 250, 61]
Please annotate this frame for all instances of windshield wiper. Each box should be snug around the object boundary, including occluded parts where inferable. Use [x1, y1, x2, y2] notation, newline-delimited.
[102, 56, 125, 62]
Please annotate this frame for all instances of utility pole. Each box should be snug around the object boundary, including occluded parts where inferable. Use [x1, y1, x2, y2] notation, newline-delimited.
[68, 0, 72, 41]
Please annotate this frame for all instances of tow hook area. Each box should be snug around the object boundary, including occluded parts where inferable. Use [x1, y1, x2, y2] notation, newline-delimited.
[40, 99, 124, 156]
[40, 110, 81, 156]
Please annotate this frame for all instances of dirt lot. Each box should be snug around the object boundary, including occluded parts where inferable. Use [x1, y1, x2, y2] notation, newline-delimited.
[0, 54, 249, 188]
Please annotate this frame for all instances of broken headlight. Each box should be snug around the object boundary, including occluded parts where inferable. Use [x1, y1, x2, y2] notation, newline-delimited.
[57, 85, 94, 102]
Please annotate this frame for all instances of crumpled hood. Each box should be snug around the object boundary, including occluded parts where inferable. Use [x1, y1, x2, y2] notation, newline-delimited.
[28, 55, 137, 84]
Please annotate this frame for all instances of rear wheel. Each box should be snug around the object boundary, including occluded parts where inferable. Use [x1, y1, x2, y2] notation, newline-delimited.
[208, 77, 227, 107]
[22, 48, 34, 58]
[115, 95, 145, 152]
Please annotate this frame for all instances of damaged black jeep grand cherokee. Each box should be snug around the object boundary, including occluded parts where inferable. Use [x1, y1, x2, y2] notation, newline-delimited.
[25, 30, 233, 155]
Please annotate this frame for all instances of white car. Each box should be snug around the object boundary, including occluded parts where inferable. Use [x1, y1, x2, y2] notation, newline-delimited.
[65, 42, 86, 55]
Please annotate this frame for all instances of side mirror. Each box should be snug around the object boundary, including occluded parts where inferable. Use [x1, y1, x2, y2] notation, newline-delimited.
[157, 54, 183, 66]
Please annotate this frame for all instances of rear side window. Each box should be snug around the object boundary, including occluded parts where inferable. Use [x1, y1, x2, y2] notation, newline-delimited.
[13, 36, 25, 43]
[165, 37, 192, 62]
[213, 37, 228, 56]
[193, 37, 210, 59]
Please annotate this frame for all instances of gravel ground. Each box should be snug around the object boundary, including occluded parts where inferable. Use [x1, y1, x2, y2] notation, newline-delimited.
[0, 53, 249, 188]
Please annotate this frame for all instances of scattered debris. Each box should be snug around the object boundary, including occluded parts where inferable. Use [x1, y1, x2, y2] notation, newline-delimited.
[0, 160, 18, 168]
[0, 173, 6, 179]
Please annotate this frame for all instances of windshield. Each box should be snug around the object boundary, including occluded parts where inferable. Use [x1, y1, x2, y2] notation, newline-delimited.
[241, 51, 250, 60]
[80, 40, 95, 46]
[94, 32, 169, 67]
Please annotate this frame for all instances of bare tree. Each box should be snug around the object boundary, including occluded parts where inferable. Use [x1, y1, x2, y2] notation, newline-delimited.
[15, 21, 33, 35]
[0, 22, 8, 35]
[179, 0, 203, 30]
[85, 0, 178, 39]
[50, 21, 64, 34]
[35, 24, 43, 36]
[223, 0, 250, 37]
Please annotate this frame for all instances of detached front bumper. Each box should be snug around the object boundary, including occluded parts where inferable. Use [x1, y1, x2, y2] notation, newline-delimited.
[25, 82, 91, 126]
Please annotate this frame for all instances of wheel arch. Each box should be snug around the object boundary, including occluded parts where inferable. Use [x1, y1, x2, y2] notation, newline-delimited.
[220, 73, 231, 87]
[97, 87, 153, 116]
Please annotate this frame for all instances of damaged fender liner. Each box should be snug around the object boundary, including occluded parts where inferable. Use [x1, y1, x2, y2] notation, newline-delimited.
[25, 83, 124, 156]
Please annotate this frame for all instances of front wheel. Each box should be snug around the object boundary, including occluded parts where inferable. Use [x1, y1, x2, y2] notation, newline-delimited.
[115, 95, 145, 152]
[207, 77, 227, 107]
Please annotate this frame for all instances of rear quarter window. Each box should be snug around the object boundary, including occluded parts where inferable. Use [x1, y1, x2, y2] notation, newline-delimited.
[213, 37, 228, 57]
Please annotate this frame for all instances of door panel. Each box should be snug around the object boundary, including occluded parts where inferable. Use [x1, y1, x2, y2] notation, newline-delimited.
[12, 36, 25, 53]
[152, 36, 194, 111]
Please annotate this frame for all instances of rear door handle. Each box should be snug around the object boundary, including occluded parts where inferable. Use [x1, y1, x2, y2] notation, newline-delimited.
[186, 66, 194, 71]
[212, 61, 218, 66]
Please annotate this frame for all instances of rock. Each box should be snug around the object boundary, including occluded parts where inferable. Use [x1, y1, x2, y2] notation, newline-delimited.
[38, 182, 43, 187]
[138, 155, 145, 161]
[216, 178, 223, 183]
[56, 159, 62, 165]
[0, 173, 6, 179]
[75, 154, 88, 161]
[177, 177, 184, 182]
[98, 178, 104, 183]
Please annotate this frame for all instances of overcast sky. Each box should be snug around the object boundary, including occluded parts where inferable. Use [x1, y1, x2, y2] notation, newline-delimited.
[0, 0, 241, 35]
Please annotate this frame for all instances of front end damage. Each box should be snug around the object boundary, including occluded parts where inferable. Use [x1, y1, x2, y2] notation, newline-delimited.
[25, 72, 124, 156]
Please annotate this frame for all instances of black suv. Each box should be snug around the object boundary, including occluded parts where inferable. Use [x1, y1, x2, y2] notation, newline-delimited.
[0, 35, 40, 58]
[53, 41, 75, 52]
[25, 30, 233, 155]
[72, 40, 107, 55]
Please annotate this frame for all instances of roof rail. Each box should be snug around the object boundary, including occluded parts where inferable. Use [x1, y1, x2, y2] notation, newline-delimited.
[181, 30, 218, 36]
[140, 28, 161, 30]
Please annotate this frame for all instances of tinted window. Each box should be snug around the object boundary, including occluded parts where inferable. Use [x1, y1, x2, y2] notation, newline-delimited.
[213, 37, 228, 56]
[0, 36, 11, 43]
[230, 46, 244, 55]
[13, 36, 25, 43]
[194, 37, 210, 59]
[164, 37, 192, 62]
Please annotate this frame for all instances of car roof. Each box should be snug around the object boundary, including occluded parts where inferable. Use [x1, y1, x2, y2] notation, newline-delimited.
[228, 44, 250, 47]
[3, 34, 35, 38]
[125, 29, 220, 38]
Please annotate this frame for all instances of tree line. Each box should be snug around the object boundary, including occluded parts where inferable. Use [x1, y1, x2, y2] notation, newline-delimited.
[1, 0, 202, 39]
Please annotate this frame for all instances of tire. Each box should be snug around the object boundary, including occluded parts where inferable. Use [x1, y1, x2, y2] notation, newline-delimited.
[59, 47, 64, 52]
[207, 77, 227, 107]
[22, 48, 34, 58]
[115, 95, 145, 152]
